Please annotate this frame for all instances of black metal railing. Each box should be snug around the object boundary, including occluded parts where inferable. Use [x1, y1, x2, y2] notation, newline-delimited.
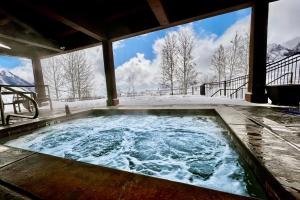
[1, 86, 39, 125]
[201, 53, 300, 99]
[0, 84, 52, 125]
[266, 53, 300, 85]
[203, 75, 248, 99]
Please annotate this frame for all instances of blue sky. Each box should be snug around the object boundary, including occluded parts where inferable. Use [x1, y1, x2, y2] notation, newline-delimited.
[0, 55, 22, 69]
[0, 8, 250, 70]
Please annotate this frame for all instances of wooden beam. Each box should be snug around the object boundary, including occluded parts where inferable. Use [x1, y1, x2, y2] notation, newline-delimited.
[40, 42, 101, 59]
[0, 48, 28, 58]
[0, 8, 40, 35]
[31, 55, 46, 105]
[22, 2, 105, 41]
[0, 36, 60, 58]
[102, 40, 119, 106]
[0, 33, 63, 52]
[0, 8, 63, 53]
[245, 1, 269, 103]
[147, 0, 169, 25]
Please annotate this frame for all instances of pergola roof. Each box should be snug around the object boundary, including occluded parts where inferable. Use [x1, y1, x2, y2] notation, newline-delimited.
[0, 0, 276, 58]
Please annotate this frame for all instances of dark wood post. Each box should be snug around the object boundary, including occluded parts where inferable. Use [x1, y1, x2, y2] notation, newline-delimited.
[200, 84, 205, 95]
[32, 55, 46, 106]
[245, 1, 269, 103]
[102, 40, 119, 106]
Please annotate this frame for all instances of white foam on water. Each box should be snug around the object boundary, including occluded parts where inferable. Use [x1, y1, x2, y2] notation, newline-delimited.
[6, 114, 255, 196]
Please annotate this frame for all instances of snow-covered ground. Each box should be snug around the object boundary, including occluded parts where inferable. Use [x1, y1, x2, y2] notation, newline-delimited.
[3, 95, 275, 115]
[37, 95, 272, 113]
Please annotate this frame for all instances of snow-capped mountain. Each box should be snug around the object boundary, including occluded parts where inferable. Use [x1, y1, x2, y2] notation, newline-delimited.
[0, 69, 32, 86]
[267, 37, 300, 63]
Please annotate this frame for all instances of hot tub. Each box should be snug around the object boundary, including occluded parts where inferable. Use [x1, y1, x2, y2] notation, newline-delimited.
[2, 109, 266, 199]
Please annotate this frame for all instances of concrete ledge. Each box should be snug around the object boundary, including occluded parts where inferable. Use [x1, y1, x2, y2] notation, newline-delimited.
[216, 107, 300, 200]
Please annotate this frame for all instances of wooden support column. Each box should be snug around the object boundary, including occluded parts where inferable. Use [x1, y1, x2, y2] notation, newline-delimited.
[102, 40, 119, 106]
[245, 1, 269, 103]
[31, 55, 46, 106]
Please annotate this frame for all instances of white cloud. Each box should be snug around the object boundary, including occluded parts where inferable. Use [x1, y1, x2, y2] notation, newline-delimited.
[216, 16, 250, 45]
[192, 16, 250, 77]
[115, 53, 160, 93]
[268, 0, 300, 44]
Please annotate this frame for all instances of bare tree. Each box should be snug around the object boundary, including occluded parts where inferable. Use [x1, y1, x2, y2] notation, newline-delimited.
[226, 33, 242, 81]
[61, 51, 94, 99]
[126, 70, 137, 96]
[61, 53, 77, 98]
[211, 45, 226, 83]
[176, 28, 198, 94]
[160, 33, 178, 95]
[75, 52, 94, 99]
[237, 33, 250, 76]
[210, 32, 250, 84]
[42, 57, 64, 100]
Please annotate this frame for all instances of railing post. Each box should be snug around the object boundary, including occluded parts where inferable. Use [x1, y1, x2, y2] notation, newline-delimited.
[290, 72, 293, 84]
[192, 87, 194, 95]
[224, 81, 226, 96]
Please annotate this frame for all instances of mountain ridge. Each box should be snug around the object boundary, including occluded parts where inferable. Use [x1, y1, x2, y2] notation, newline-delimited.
[267, 37, 300, 62]
[0, 69, 33, 86]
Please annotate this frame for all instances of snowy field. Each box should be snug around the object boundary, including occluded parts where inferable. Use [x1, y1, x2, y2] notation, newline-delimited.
[42, 95, 266, 111]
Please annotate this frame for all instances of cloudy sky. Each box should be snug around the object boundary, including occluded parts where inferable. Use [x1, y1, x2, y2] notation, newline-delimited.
[0, 0, 299, 96]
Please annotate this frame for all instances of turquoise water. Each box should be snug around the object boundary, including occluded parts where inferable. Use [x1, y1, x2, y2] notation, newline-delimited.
[5, 114, 265, 198]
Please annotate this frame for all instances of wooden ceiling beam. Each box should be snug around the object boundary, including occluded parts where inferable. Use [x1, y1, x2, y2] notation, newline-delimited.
[0, 40, 47, 58]
[0, 33, 63, 52]
[57, 29, 79, 38]
[22, 2, 105, 41]
[147, 0, 169, 25]
[0, 8, 40, 35]
[0, 7, 63, 53]
[0, 48, 29, 58]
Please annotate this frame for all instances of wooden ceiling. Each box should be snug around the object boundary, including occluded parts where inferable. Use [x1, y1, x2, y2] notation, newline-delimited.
[0, 0, 276, 58]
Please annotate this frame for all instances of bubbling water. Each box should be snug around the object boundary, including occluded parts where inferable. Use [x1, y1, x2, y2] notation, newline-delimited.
[5, 114, 262, 197]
